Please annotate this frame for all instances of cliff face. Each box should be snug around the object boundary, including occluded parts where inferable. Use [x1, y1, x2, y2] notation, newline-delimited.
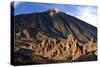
[14, 9, 97, 43]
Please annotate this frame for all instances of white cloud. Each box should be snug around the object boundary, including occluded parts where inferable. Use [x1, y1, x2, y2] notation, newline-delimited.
[75, 7, 97, 27]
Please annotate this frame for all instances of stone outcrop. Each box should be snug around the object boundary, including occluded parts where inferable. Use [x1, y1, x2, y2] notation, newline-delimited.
[15, 33, 97, 63]
[82, 38, 97, 55]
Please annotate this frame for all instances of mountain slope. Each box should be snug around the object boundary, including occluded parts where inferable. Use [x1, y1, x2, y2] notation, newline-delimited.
[13, 9, 97, 43]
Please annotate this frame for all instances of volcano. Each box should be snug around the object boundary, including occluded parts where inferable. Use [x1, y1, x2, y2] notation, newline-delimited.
[13, 9, 97, 43]
[12, 9, 97, 65]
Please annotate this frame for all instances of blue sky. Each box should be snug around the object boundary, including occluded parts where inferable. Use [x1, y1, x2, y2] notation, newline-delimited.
[12, 1, 97, 27]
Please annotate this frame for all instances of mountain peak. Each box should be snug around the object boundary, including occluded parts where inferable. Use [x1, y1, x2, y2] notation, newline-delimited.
[47, 8, 59, 16]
